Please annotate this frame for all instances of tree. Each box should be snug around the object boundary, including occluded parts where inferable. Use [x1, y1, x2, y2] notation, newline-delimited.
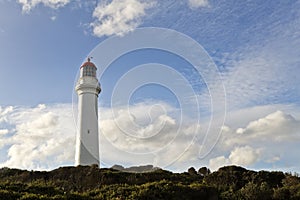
[198, 167, 211, 177]
[188, 167, 197, 176]
[239, 181, 272, 200]
[282, 175, 300, 187]
[273, 187, 290, 200]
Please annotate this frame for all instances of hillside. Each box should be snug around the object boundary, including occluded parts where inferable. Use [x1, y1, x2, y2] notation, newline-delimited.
[0, 165, 299, 199]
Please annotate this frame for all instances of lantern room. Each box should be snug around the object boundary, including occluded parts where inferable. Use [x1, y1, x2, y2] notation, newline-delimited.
[80, 58, 97, 77]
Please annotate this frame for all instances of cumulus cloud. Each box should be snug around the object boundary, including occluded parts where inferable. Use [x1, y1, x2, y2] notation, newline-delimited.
[209, 146, 260, 171]
[186, 3, 300, 129]
[99, 102, 203, 168]
[229, 146, 261, 166]
[0, 106, 13, 117]
[91, 0, 156, 37]
[0, 129, 8, 135]
[0, 102, 204, 170]
[209, 156, 230, 172]
[18, 0, 70, 13]
[225, 110, 300, 146]
[208, 108, 300, 172]
[0, 104, 75, 170]
[1, 102, 300, 172]
[188, 0, 209, 9]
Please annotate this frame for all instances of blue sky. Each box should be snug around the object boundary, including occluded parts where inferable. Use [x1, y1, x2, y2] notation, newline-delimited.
[0, 0, 300, 172]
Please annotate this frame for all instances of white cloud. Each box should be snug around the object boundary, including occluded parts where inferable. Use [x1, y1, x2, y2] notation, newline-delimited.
[91, 0, 156, 37]
[0, 106, 13, 116]
[1, 102, 300, 172]
[99, 102, 202, 168]
[194, 4, 299, 114]
[209, 146, 260, 171]
[18, 112, 58, 131]
[242, 111, 297, 137]
[225, 110, 300, 146]
[188, 0, 209, 9]
[266, 156, 280, 163]
[50, 16, 57, 21]
[220, 16, 300, 111]
[71, 0, 97, 10]
[0, 104, 75, 170]
[0, 129, 8, 135]
[229, 146, 261, 166]
[18, 0, 70, 13]
[209, 156, 230, 172]
[209, 107, 300, 171]
[0, 102, 202, 170]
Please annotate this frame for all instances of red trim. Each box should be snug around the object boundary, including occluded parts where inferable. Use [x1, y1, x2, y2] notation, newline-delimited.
[80, 61, 97, 69]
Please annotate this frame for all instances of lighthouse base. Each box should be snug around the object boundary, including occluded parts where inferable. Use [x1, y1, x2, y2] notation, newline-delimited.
[75, 141, 99, 166]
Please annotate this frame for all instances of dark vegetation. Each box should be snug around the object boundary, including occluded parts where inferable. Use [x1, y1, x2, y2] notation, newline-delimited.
[0, 165, 299, 199]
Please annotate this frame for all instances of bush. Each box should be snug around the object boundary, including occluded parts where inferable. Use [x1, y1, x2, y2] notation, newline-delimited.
[239, 182, 272, 200]
[273, 187, 290, 200]
[0, 189, 21, 200]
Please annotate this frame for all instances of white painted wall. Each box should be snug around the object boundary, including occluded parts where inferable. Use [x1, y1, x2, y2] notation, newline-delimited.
[75, 75, 101, 166]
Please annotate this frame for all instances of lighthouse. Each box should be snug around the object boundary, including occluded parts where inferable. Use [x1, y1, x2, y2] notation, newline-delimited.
[75, 58, 101, 166]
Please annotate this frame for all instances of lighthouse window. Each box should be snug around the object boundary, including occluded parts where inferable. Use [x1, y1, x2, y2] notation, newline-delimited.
[87, 130, 90, 134]
[83, 66, 96, 77]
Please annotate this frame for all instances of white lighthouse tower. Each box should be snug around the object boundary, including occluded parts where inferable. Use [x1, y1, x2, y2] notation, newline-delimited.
[75, 58, 101, 166]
